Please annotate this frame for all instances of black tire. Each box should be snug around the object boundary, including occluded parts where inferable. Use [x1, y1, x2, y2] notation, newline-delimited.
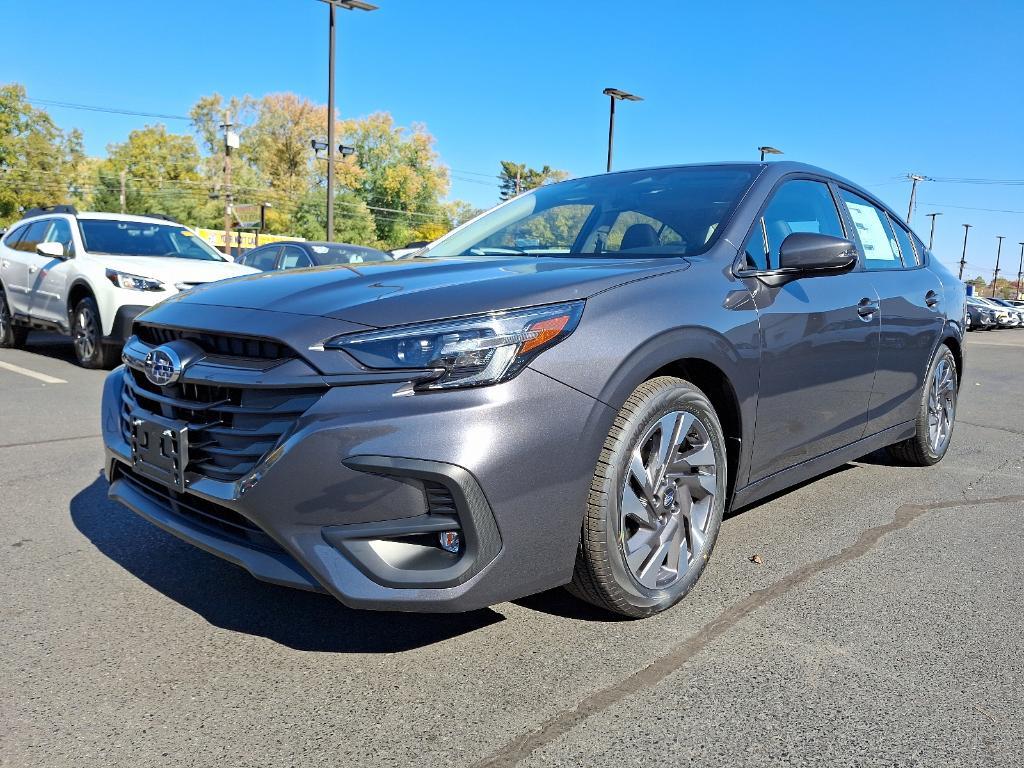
[888, 344, 958, 466]
[568, 376, 728, 618]
[0, 289, 29, 348]
[71, 297, 119, 369]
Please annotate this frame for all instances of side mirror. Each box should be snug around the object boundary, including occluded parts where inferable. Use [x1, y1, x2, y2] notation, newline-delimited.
[36, 241, 67, 260]
[778, 232, 857, 273]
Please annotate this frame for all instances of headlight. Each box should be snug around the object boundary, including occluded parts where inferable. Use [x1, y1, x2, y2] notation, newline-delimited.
[325, 301, 584, 390]
[105, 269, 165, 292]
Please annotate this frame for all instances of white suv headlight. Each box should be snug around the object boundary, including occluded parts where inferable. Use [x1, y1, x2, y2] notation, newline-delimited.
[105, 269, 165, 292]
[325, 301, 584, 390]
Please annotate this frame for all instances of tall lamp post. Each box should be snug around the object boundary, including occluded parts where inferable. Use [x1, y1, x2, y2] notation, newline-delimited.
[603, 87, 643, 172]
[925, 212, 941, 250]
[758, 146, 783, 162]
[958, 224, 971, 280]
[320, 0, 377, 242]
[1016, 242, 1024, 299]
[991, 235, 1004, 297]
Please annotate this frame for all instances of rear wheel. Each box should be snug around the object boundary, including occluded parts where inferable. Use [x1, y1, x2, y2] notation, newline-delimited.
[0, 290, 29, 348]
[568, 376, 727, 618]
[72, 297, 118, 369]
[889, 344, 958, 466]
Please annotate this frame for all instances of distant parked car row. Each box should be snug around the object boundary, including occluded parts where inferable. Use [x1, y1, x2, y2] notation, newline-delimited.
[966, 295, 1024, 330]
[236, 240, 394, 271]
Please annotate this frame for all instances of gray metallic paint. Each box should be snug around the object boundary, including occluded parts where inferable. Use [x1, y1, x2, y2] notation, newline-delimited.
[101, 161, 966, 611]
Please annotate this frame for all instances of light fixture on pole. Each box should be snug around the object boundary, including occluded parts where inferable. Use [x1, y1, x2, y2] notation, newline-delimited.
[319, 0, 378, 242]
[603, 87, 643, 173]
[925, 212, 941, 250]
[758, 146, 783, 162]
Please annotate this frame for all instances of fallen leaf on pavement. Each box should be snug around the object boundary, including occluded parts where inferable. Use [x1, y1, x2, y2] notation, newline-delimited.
[749, 554, 763, 565]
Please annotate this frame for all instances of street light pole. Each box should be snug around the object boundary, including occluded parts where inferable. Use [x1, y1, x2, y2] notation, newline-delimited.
[602, 88, 643, 172]
[925, 212, 941, 250]
[991, 235, 1004, 297]
[321, 0, 377, 242]
[758, 146, 783, 162]
[958, 224, 971, 280]
[906, 174, 926, 223]
[1016, 242, 1024, 299]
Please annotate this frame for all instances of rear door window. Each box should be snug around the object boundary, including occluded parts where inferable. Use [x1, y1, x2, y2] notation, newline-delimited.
[839, 190, 904, 270]
[2, 224, 29, 249]
[279, 246, 313, 269]
[17, 220, 53, 253]
[887, 215, 920, 267]
[245, 246, 281, 271]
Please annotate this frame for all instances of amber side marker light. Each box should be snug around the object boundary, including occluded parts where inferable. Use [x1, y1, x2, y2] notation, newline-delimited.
[519, 315, 571, 356]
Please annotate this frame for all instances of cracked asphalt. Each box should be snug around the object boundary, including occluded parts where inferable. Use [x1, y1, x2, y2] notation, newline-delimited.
[2, 332, 1022, 768]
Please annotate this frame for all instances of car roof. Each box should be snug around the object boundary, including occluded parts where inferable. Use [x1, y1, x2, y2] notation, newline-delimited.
[15, 210, 186, 227]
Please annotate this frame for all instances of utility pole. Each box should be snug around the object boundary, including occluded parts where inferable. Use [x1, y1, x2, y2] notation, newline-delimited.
[118, 170, 127, 214]
[1016, 242, 1023, 298]
[906, 174, 926, 223]
[220, 112, 234, 258]
[925, 212, 941, 250]
[991, 235, 1004, 297]
[958, 224, 971, 280]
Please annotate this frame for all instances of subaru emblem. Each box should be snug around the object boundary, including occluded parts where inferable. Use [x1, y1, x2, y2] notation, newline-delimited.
[144, 345, 182, 387]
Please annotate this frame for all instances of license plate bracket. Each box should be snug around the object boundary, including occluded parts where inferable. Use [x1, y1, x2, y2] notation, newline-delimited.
[130, 412, 190, 491]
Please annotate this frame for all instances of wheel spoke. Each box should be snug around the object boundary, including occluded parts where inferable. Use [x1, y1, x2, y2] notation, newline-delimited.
[628, 448, 656, 506]
[621, 482, 657, 529]
[636, 537, 671, 588]
[624, 527, 658, 573]
[663, 516, 685, 574]
[648, 412, 687, 488]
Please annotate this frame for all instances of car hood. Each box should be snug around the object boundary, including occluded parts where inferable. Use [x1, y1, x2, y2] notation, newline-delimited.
[169, 256, 689, 327]
[94, 255, 257, 285]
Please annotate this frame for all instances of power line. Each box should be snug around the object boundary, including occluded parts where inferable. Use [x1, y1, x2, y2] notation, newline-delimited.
[26, 98, 192, 122]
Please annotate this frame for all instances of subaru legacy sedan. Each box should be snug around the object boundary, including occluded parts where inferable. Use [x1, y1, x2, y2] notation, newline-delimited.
[101, 162, 965, 618]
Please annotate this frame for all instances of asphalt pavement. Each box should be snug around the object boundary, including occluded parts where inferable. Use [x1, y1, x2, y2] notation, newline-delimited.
[2, 332, 1022, 768]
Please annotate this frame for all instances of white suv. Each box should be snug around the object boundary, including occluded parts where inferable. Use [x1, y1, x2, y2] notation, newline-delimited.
[0, 207, 257, 367]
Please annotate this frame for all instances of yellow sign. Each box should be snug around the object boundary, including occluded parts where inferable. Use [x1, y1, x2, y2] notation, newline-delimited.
[193, 228, 304, 250]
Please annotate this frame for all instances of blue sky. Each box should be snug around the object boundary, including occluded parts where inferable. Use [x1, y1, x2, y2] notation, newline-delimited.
[3, 0, 1023, 278]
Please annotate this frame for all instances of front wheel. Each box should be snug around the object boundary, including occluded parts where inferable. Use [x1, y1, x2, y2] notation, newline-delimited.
[72, 297, 118, 369]
[889, 344, 958, 466]
[0, 290, 29, 348]
[568, 376, 727, 618]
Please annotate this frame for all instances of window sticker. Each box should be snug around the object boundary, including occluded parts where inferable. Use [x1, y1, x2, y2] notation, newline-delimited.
[846, 202, 896, 261]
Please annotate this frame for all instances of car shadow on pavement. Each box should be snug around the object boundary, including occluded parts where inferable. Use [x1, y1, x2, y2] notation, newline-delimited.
[21, 333, 78, 364]
[70, 475, 504, 653]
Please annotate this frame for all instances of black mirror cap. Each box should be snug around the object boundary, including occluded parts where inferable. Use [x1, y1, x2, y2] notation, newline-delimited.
[778, 232, 857, 273]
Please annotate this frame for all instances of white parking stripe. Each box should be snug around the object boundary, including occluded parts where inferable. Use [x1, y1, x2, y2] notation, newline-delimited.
[0, 361, 67, 384]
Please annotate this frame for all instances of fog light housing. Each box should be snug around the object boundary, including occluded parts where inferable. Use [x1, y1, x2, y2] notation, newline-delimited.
[438, 531, 461, 553]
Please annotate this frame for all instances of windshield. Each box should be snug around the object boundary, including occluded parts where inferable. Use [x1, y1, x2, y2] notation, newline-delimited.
[427, 166, 757, 259]
[309, 244, 393, 265]
[79, 220, 226, 260]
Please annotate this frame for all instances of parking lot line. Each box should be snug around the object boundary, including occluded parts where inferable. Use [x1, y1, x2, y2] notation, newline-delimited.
[0, 360, 67, 385]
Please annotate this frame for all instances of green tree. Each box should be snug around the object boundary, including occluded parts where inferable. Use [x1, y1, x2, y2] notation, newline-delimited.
[0, 83, 84, 226]
[498, 161, 568, 201]
[91, 124, 204, 221]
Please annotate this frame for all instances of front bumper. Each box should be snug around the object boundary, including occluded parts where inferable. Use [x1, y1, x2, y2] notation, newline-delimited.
[102, 364, 613, 612]
[102, 304, 147, 344]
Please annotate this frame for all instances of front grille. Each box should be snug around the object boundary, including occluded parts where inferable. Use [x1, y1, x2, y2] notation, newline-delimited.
[133, 323, 295, 361]
[114, 464, 284, 552]
[121, 366, 326, 483]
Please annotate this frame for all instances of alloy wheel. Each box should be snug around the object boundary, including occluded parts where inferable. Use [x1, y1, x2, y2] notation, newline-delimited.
[619, 410, 718, 590]
[927, 356, 956, 454]
[0, 294, 9, 340]
[74, 306, 98, 362]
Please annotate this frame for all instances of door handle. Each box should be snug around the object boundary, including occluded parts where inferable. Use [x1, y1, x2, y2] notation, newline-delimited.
[925, 290, 940, 308]
[857, 298, 878, 319]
